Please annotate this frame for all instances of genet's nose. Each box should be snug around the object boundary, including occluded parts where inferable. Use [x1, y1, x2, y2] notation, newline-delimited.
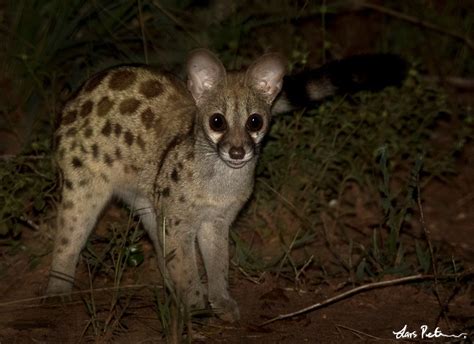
[229, 146, 245, 160]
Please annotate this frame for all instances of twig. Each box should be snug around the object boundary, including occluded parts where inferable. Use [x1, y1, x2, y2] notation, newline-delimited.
[258, 273, 469, 327]
[416, 182, 451, 329]
[0, 283, 162, 308]
[235, 265, 265, 285]
[358, 1, 474, 52]
[19, 216, 40, 231]
[456, 192, 474, 207]
[0, 154, 50, 160]
[296, 255, 313, 282]
[137, 0, 148, 64]
[336, 324, 395, 342]
[423, 76, 474, 90]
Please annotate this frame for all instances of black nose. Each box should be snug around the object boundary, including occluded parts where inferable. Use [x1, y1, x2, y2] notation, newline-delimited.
[229, 146, 245, 160]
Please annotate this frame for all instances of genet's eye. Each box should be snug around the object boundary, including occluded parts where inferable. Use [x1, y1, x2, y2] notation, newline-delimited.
[209, 113, 227, 132]
[246, 113, 264, 132]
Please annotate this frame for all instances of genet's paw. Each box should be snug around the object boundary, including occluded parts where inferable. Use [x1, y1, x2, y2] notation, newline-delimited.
[210, 296, 240, 322]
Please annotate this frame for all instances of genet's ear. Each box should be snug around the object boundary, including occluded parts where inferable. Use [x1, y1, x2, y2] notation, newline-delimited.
[245, 53, 287, 104]
[186, 49, 226, 103]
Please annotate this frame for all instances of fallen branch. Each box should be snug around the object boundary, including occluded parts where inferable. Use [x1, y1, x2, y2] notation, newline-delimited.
[259, 271, 472, 327]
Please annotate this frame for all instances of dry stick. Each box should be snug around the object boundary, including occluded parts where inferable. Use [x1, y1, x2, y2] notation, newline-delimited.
[0, 284, 161, 308]
[137, 0, 148, 64]
[0, 154, 49, 160]
[423, 76, 474, 90]
[359, 1, 474, 52]
[416, 183, 451, 329]
[259, 274, 447, 327]
[336, 324, 392, 342]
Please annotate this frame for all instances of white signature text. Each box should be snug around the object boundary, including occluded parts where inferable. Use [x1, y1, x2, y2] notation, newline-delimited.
[393, 324, 467, 339]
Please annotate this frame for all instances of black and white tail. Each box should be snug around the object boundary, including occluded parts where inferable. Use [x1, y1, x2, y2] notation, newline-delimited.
[272, 54, 408, 115]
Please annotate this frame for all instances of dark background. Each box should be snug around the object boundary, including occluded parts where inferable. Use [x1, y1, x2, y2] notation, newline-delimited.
[0, 1, 473, 342]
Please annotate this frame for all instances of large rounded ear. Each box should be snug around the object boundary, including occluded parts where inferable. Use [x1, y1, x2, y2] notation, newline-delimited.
[186, 49, 226, 104]
[245, 53, 287, 104]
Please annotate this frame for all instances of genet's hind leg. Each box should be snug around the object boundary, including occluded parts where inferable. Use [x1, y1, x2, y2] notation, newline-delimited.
[47, 178, 112, 295]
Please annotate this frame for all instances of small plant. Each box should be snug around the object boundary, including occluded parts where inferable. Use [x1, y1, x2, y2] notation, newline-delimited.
[79, 217, 145, 339]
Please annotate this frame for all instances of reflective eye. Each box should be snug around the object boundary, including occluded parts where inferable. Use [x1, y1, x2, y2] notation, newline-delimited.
[209, 113, 227, 132]
[246, 113, 264, 132]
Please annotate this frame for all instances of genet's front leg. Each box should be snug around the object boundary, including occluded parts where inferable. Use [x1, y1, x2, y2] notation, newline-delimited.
[162, 220, 207, 313]
[198, 219, 239, 322]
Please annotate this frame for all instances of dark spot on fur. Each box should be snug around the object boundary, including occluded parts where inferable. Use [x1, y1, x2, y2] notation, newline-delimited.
[104, 153, 113, 166]
[84, 71, 108, 93]
[64, 179, 73, 190]
[79, 179, 89, 186]
[60, 237, 69, 245]
[136, 135, 145, 150]
[85, 193, 93, 199]
[162, 187, 170, 197]
[124, 130, 134, 146]
[195, 290, 200, 296]
[72, 157, 83, 168]
[100, 173, 109, 182]
[179, 196, 186, 203]
[109, 70, 137, 91]
[84, 127, 93, 138]
[177, 162, 183, 170]
[101, 120, 112, 137]
[79, 100, 94, 118]
[66, 127, 77, 137]
[115, 147, 122, 159]
[141, 108, 155, 129]
[174, 219, 181, 226]
[62, 110, 78, 125]
[186, 151, 195, 160]
[69, 226, 75, 232]
[91, 144, 99, 159]
[130, 164, 139, 172]
[114, 123, 122, 137]
[119, 98, 141, 115]
[97, 96, 114, 117]
[167, 92, 181, 104]
[139, 79, 163, 98]
[63, 200, 74, 209]
[171, 169, 179, 182]
[152, 118, 195, 198]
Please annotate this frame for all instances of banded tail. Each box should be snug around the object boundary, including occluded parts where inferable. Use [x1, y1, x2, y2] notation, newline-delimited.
[272, 54, 408, 115]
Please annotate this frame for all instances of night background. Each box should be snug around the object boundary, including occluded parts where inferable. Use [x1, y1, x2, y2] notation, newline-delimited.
[0, 0, 473, 342]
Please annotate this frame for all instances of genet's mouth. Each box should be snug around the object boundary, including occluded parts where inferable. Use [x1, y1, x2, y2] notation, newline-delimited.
[223, 158, 248, 169]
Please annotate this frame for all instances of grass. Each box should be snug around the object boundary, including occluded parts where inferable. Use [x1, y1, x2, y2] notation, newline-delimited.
[236, 70, 471, 278]
[0, 0, 473, 340]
